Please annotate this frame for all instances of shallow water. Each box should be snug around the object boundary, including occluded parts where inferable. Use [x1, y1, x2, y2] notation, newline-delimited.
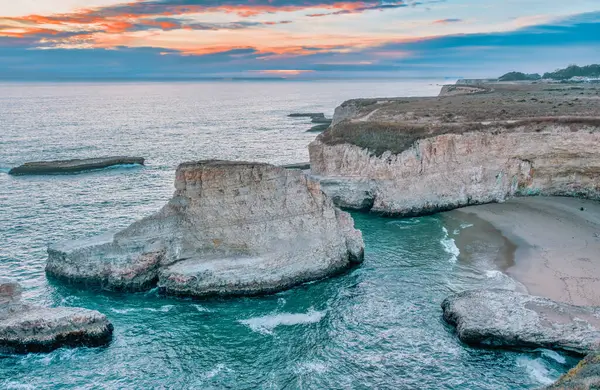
[0, 80, 577, 389]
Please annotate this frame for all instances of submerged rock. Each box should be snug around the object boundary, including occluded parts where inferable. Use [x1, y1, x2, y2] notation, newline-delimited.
[9, 156, 145, 175]
[0, 278, 113, 354]
[288, 113, 325, 119]
[441, 289, 600, 354]
[307, 124, 331, 132]
[546, 353, 600, 389]
[47, 160, 364, 297]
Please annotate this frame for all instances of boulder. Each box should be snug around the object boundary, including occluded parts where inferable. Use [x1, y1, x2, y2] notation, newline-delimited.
[9, 156, 145, 175]
[47, 160, 364, 297]
[441, 289, 600, 355]
[0, 279, 113, 353]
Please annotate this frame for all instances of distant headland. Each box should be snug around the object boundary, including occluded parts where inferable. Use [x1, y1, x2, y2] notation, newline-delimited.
[497, 64, 600, 82]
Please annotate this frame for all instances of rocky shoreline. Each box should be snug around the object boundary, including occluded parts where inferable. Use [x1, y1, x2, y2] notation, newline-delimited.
[9, 156, 145, 175]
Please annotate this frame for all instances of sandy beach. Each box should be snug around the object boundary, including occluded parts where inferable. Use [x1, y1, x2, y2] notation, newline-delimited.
[446, 196, 600, 306]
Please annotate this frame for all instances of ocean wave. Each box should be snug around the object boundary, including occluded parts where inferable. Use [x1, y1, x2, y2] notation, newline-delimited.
[440, 227, 460, 263]
[516, 356, 558, 386]
[1, 381, 35, 390]
[295, 361, 329, 374]
[538, 349, 567, 364]
[110, 305, 175, 314]
[193, 304, 212, 313]
[239, 309, 326, 335]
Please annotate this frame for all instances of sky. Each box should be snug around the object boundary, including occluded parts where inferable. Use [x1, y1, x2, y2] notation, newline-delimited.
[0, 0, 599, 80]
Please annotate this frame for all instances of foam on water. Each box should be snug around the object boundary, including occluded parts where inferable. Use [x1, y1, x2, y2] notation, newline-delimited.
[539, 349, 567, 364]
[193, 304, 212, 313]
[440, 227, 460, 263]
[516, 356, 558, 386]
[110, 305, 175, 314]
[239, 309, 326, 335]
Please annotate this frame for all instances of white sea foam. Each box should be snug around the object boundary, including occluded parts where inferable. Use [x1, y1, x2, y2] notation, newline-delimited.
[517, 356, 557, 386]
[1, 381, 35, 390]
[239, 309, 326, 335]
[440, 227, 460, 263]
[202, 363, 227, 379]
[110, 305, 175, 314]
[193, 304, 212, 313]
[295, 361, 329, 374]
[539, 349, 567, 364]
[485, 270, 504, 278]
[460, 223, 474, 229]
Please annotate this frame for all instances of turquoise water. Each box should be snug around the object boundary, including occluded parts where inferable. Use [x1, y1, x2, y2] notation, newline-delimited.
[0, 81, 576, 389]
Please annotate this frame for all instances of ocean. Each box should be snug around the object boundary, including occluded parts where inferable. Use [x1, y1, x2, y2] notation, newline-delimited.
[0, 80, 576, 389]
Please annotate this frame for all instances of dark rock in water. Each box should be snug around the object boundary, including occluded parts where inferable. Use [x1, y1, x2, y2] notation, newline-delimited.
[0, 278, 113, 354]
[546, 353, 600, 389]
[9, 156, 145, 175]
[441, 289, 600, 354]
[281, 162, 311, 170]
[307, 124, 330, 132]
[288, 113, 325, 119]
[311, 118, 333, 125]
[47, 160, 364, 297]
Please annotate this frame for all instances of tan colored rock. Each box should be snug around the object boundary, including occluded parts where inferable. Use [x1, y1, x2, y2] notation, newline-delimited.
[309, 83, 600, 216]
[47, 161, 364, 296]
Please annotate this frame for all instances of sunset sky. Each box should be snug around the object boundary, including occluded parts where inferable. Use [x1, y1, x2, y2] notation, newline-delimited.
[0, 0, 598, 79]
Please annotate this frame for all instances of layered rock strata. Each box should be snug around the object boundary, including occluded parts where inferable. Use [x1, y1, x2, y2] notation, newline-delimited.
[309, 83, 600, 216]
[47, 161, 364, 297]
[441, 289, 600, 355]
[9, 156, 145, 175]
[0, 278, 113, 353]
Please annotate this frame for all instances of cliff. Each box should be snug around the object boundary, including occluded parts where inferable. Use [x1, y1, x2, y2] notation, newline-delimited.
[309, 83, 600, 216]
[47, 161, 364, 297]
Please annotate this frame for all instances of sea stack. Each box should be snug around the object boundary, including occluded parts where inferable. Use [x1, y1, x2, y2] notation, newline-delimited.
[0, 278, 113, 354]
[47, 160, 364, 297]
[309, 83, 600, 216]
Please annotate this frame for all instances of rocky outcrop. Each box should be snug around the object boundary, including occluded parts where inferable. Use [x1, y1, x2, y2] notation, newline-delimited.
[9, 156, 145, 175]
[546, 353, 600, 389]
[0, 278, 113, 353]
[441, 289, 600, 355]
[309, 83, 600, 216]
[47, 161, 364, 297]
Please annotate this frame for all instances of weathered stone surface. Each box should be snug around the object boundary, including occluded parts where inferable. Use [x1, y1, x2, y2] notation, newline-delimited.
[546, 353, 600, 389]
[309, 83, 600, 216]
[0, 279, 113, 354]
[47, 160, 364, 297]
[441, 289, 600, 355]
[9, 156, 145, 175]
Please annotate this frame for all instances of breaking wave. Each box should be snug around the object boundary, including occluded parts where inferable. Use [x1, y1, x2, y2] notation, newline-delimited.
[239, 309, 326, 335]
[440, 227, 460, 263]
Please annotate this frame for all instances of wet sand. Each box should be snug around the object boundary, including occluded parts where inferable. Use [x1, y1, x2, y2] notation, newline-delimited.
[446, 197, 600, 306]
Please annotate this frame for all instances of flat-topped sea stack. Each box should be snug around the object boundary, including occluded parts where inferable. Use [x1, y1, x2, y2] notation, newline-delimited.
[0, 278, 113, 354]
[442, 289, 600, 355]
[9, 156, 145, 175]
[47, 160, 364, 297]
[309, 83, 600, 216]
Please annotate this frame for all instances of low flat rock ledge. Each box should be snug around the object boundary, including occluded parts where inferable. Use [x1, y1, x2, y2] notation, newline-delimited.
[0, 278, 113, 354]
[9, 156, 145, 175]
[546, 353, 600, 389]
[47, 160, 364, 297]
[441, 289, 600, 355]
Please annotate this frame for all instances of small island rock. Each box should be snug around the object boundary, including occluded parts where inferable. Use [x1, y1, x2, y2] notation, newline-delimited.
[9, 156, 145, 175]
[0, 278, 113, 354]
[442, 289, 600, 355]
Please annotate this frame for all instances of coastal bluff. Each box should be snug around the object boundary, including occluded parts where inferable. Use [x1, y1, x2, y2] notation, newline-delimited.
[47, 160, 364, 297]
[0, 278, 113, 354]
[309, 83, 600, 216]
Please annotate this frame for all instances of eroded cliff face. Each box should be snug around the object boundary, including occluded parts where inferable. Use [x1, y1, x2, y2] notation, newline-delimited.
[310, 83, 600, 216]
[47, 161, 364, 296]
[309, 123, 600, 215]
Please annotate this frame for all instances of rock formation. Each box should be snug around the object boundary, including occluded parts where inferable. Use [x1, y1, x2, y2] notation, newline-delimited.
[47, 160, 364, 297]
[9, 156, 145, 175]
[0, 278, 113, 353]
[546, 353, 600, 389]
[309, 83, 600, 216]
[441, 289, 600, 355]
